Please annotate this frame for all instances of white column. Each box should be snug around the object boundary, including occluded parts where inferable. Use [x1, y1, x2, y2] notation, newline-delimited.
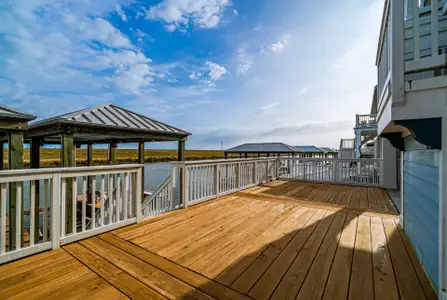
[355, 130, 361, 158]
[381, 139, 398, 189]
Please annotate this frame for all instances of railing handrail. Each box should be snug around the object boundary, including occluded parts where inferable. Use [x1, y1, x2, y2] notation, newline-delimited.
[0, 164, 144, 177]
[171, 157, 279, 166]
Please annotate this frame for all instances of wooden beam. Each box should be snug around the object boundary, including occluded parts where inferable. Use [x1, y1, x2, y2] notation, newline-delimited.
[61, 133, 74, 235]
[8, 131, 24, 250]
[30, 138, 41, 242]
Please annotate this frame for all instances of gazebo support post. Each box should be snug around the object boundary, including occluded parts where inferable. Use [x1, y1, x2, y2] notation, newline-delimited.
[224, 152, 228, 159]
[244, 153, 248, 159]
[30, 137, 41, 242]
[138, 141, 145, 201]
[109, 143, 116, 165]
[61, 132, 74, 235]
[8, 131, 24, 250]
[0, 143, 3, 171]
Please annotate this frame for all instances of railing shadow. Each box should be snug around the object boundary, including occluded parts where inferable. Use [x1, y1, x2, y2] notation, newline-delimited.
[177, 193, 435, 300]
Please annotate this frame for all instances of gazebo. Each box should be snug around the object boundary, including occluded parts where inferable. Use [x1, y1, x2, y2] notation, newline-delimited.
[293, 145, 326, 158]
[25, 104, 191, 235]
[224, 142, 301, 158]
[0, 104, 36, 250]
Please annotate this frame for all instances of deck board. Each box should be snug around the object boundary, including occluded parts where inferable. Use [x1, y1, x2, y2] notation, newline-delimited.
[0, 181, 435, 300]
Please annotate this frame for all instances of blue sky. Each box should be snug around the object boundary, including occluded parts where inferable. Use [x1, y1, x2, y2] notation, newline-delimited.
[0, 0, 383, 149]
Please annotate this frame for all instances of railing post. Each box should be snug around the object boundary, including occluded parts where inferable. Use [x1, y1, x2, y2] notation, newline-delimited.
[183, 166, 189, 208]
[214, 164, 220, 197]
[51, 173, 61, 250]
[265, 160, 269, 182]
[253, 162, 257, 184]
[135, 167, 142, 223]
[170, 165, 176, 210]
[236, 163, 241, 190]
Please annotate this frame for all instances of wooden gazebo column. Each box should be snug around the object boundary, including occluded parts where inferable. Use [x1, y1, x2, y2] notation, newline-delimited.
[30, 137, 41, 241]
[109, 143, 117, 165]
[0, 143, 3, 171]
[138, 141, 145, 201]
[8, 131, 25, 250]
[61, 131, 74, 235]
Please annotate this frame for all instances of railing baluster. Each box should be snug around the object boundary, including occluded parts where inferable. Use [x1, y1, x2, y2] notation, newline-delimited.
[91, 177, 96, 229]
[30, 180, 36, 246]
[72, 177, 77, 235]
[61, 179, 66, 237]
[108, 174, 113, 224]
[100, 175, 105, 227]
[116, 174, 121, 222]
[124, 173, 128, 219]
[0, 184, 6, 254]
[43, 179, 49, 241]
[82, 177, 87, 232]
[16, 183, 22, 250]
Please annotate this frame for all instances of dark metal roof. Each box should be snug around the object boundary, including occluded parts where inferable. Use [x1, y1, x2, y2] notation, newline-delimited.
[294, 145, 325, 153]
[319, 147, 337, 153]
[225, 142, 300, 153]
[0, 104, 36, 121]
[30, 104, 191, 137]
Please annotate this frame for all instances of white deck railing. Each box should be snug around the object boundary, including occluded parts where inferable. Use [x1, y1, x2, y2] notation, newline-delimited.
[278, 157, 382, 186]
[142, 175, 174, 218]
[145, 157, 384, 220]
[356, 114, 377, 128]
[0, 164, 142, 264]
[170, 158, 279, 209]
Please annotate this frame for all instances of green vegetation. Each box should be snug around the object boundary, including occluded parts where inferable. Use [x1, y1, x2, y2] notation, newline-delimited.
[1, 149, 247, 168]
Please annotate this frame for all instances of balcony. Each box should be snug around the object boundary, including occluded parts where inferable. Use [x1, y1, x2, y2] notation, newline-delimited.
[376, 0, 447, 135]
[355, 114, 377, 129]
[0, 179, 437, 300]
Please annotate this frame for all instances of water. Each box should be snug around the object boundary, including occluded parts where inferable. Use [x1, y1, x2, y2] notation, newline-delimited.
[143, 162, 171, 192]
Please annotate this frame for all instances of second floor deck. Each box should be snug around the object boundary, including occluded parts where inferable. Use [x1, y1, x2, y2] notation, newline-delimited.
[0, 180, 436, 300]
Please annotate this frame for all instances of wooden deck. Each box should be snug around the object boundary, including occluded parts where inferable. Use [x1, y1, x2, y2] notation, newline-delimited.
[0, 181, 436, 300]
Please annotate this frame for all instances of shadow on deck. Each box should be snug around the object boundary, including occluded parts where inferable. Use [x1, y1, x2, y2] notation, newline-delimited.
[0, 181, 437, 300]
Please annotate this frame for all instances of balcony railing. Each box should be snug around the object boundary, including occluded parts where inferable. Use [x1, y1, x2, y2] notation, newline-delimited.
[0, 164, 143, 264]
[340, 138, 355, 150]
[377, 0, 447, 109]
[146, 157, 384, 220]
[356, 114, 377, 128]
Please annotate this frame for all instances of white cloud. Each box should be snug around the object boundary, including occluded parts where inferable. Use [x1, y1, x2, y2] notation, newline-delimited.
[113, 63, 154, 94]
[260, 102, 277, 113]
[146, 0, 231, 31]
[189, 72, 202, 80]
[115, 4, 128, 22]
[206, 61, 227, 82]
[297, 87, 308, 96]
[237, 46, 253, 75]
[266, 34, 290, 52]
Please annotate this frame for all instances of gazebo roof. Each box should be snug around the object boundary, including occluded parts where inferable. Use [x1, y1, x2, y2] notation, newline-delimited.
[225, 142, 300, 153]
[0, 104, 36, 122]
[26, 104, 190, 144]
[293, 145, 325, 153]
[319, 147, 337, 153]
